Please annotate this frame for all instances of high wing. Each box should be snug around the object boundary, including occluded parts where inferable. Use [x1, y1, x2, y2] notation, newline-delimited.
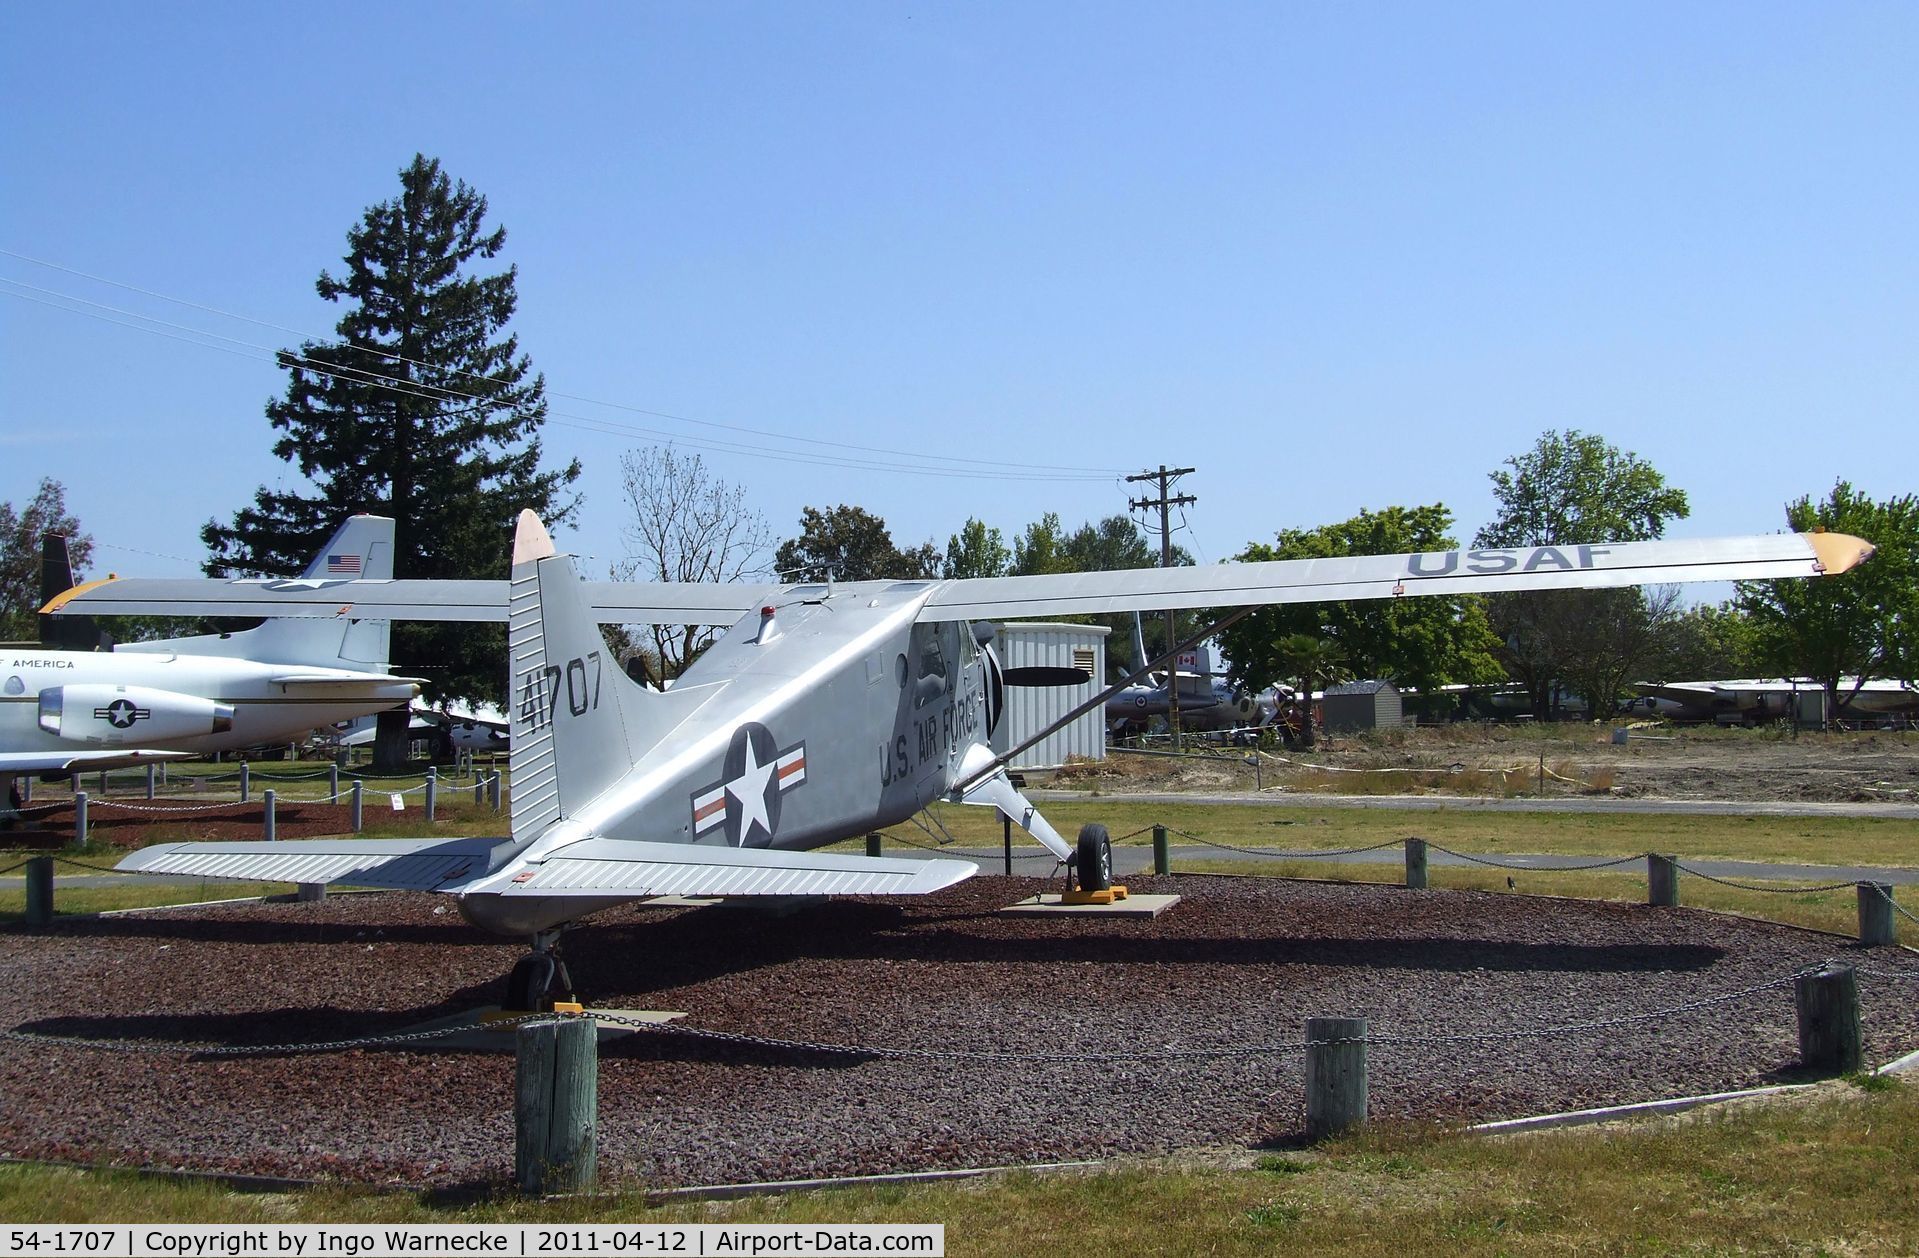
[0, 749, 196, 775]
[914, 532, 1871, 621]
[45, 576, 776, 626]
[47, 532, 1868, 627]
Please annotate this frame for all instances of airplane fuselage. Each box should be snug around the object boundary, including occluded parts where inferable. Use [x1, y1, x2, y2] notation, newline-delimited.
[1, 649, 419, 759]
[459, 581, 996, 934]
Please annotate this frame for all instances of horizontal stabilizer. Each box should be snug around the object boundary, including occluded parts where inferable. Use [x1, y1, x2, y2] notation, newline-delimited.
[117, 837, 509, 890]
[466, 837, 977, 899]
[0, 749, 195, 775]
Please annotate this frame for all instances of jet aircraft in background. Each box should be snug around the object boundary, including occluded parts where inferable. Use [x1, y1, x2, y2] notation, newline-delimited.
[93, 520, 1873, 1009]
[1630, 677, 1919, 726]
[5, 517, 418, 813]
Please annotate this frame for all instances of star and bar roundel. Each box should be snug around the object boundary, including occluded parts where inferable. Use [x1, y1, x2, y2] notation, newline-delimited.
[689, 722, 806, 848]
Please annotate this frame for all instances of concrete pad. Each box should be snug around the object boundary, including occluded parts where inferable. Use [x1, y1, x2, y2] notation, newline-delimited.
[1000, 893, 1181, 918]
[385, 1006, 685, 1053]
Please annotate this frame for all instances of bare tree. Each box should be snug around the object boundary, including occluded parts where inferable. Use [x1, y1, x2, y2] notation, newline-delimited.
[614, 446, 774, 679]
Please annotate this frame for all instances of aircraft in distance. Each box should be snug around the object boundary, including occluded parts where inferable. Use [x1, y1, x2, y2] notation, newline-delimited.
[5, 517, 419, 815]
[98, 518, 1870, 1009]
[336, 700, 511, 756]
[1630, 677, 1919, 726]
[1105, 641, 1262, 737]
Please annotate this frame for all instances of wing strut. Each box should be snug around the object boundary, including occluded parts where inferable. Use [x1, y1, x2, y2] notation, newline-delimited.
[954, 605, 1258, 796]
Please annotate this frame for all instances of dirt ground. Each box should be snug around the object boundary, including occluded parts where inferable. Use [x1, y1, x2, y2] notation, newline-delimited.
[1053, 726, 1919, 805]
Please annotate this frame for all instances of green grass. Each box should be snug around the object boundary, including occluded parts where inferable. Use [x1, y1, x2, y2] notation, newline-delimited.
[847, 799, 1919, 870]
[2, 1082, 1915, 1253]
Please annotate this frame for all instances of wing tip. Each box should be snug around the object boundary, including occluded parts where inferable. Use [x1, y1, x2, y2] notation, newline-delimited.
[1808, 531, 1874, 575]
[512, 510, 555, 566]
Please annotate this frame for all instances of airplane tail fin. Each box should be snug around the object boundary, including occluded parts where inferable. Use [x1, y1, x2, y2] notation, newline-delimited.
[39, 534, 112, 651]
[508, 511, 716, 842]
[122, 516, 396, 670]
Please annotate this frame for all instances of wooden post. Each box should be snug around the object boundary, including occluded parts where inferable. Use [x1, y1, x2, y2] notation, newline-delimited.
[1153, 825, 1170, 875]
[1304, 1016, 1368, 1139]
[1794, 964, 1862, 1074]
[489, 771, 502, 812]
[97, 770, 108, 796]
[1648, 854, 1679, 907]
[1858, 882, 1897, 947]
[18, 776, 28, 804]
[239, 761, 251, 804]
[73, 791, 87, 846]
[68, 773, 79, 796]
[145, 764, 156, 800]
[1404, 837, 1427, 890]
[329, 763, 340, 802]
[351, 779, 363, 832]
[515, 1017, 598, 1195]
[263, 789, 276, 841]
[474, 779, 485, 806]
[1002, 816, 1012, 876]
[866, 833, 882, 858]
[24, 856, 53, 927]
[425, 767, 437, 823]
[297, 882, 326, 902]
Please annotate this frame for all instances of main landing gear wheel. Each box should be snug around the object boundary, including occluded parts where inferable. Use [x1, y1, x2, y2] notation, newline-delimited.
[505, 931, 577, 1012]
[506, 954, 557, 1013]
[1075, 823, 1113, 893]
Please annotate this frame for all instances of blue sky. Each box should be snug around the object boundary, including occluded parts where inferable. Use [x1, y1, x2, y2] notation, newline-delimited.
[3, 3, 1914, 584]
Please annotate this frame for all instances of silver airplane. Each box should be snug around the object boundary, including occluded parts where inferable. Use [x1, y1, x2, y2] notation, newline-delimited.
[4, 517, 418, 814]
[91, 518, 1869, 1008]
[1630, 677, 1919, 725]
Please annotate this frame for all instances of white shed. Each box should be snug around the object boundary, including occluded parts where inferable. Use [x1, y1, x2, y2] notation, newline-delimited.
[989, 621, 1109, 769]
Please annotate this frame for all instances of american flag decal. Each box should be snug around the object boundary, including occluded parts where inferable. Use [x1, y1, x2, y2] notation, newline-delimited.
[326, 553, 362, 575]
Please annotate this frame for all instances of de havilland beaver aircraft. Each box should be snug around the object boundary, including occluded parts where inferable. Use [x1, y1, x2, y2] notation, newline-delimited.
[4, 517, 419, 814]
[75, 516, 1871, 1009]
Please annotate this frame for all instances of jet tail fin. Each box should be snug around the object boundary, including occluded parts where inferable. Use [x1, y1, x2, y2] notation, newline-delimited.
[508, 511, 717, 842]
[120, 516, 396, 670]
[39, 534, 112, 651]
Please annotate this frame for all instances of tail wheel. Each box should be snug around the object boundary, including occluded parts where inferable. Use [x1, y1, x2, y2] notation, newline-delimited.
[506, 952, 558, 1013]
[1075, 823, 1113, 893]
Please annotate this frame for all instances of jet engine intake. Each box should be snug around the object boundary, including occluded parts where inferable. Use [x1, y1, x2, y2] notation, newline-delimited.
[38, 684, 235, 743]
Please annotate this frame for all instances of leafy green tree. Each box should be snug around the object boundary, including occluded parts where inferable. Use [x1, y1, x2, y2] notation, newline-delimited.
[1475, 430, 1690, 719]
[775, 505, 938, 582]
[1219, 504, 1503, 709]
[204, 154, 580, 728]
[1650, 601, 1761, 682]
[943, 518, 1011, 579]
[0, 478, 92, 641]
[1273, 633, 1349, 749]
[1735, 481, 1919, 711]
[1478, 429, 1690, 548]
[1011, 513, 1071, 576]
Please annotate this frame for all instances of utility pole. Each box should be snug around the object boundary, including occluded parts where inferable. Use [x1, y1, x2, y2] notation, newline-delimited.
[1127, 465, 1197, 749]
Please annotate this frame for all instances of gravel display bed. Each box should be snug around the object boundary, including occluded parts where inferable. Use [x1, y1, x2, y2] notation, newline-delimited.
[4, 875, 1917, 1190]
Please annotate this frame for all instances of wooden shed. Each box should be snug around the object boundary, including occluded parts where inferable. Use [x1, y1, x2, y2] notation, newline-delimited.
[1321, 680, 1404, 733]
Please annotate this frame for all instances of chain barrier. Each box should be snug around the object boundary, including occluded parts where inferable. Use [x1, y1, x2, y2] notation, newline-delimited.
[1854, 962, 1919, 982]
[1165, 826, 1404, 860]
[86, 799, 272, 817]
[1870, 882, 1919, 926]
[0, 963, 1836, 1062]
[52, 857, 123, 874]
[1672, 862, 1863, 896]
[0, 859, 33, 877]
[1429, 844, 1648, 873]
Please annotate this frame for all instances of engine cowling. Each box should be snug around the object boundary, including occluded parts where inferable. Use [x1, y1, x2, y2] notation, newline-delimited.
[38, 685, 235, 744]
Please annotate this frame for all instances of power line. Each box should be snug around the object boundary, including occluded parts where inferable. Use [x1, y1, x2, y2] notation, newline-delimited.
[0, 249, 1130, 478]
[1, 279, 1120, 483]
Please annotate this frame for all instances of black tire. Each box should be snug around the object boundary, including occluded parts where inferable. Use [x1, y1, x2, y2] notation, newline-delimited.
[1076, 823, 1112, 893]
[506, 953, 558, 1012]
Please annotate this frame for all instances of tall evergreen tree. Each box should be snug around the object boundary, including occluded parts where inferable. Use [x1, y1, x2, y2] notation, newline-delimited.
[204, 155, 580, 713]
